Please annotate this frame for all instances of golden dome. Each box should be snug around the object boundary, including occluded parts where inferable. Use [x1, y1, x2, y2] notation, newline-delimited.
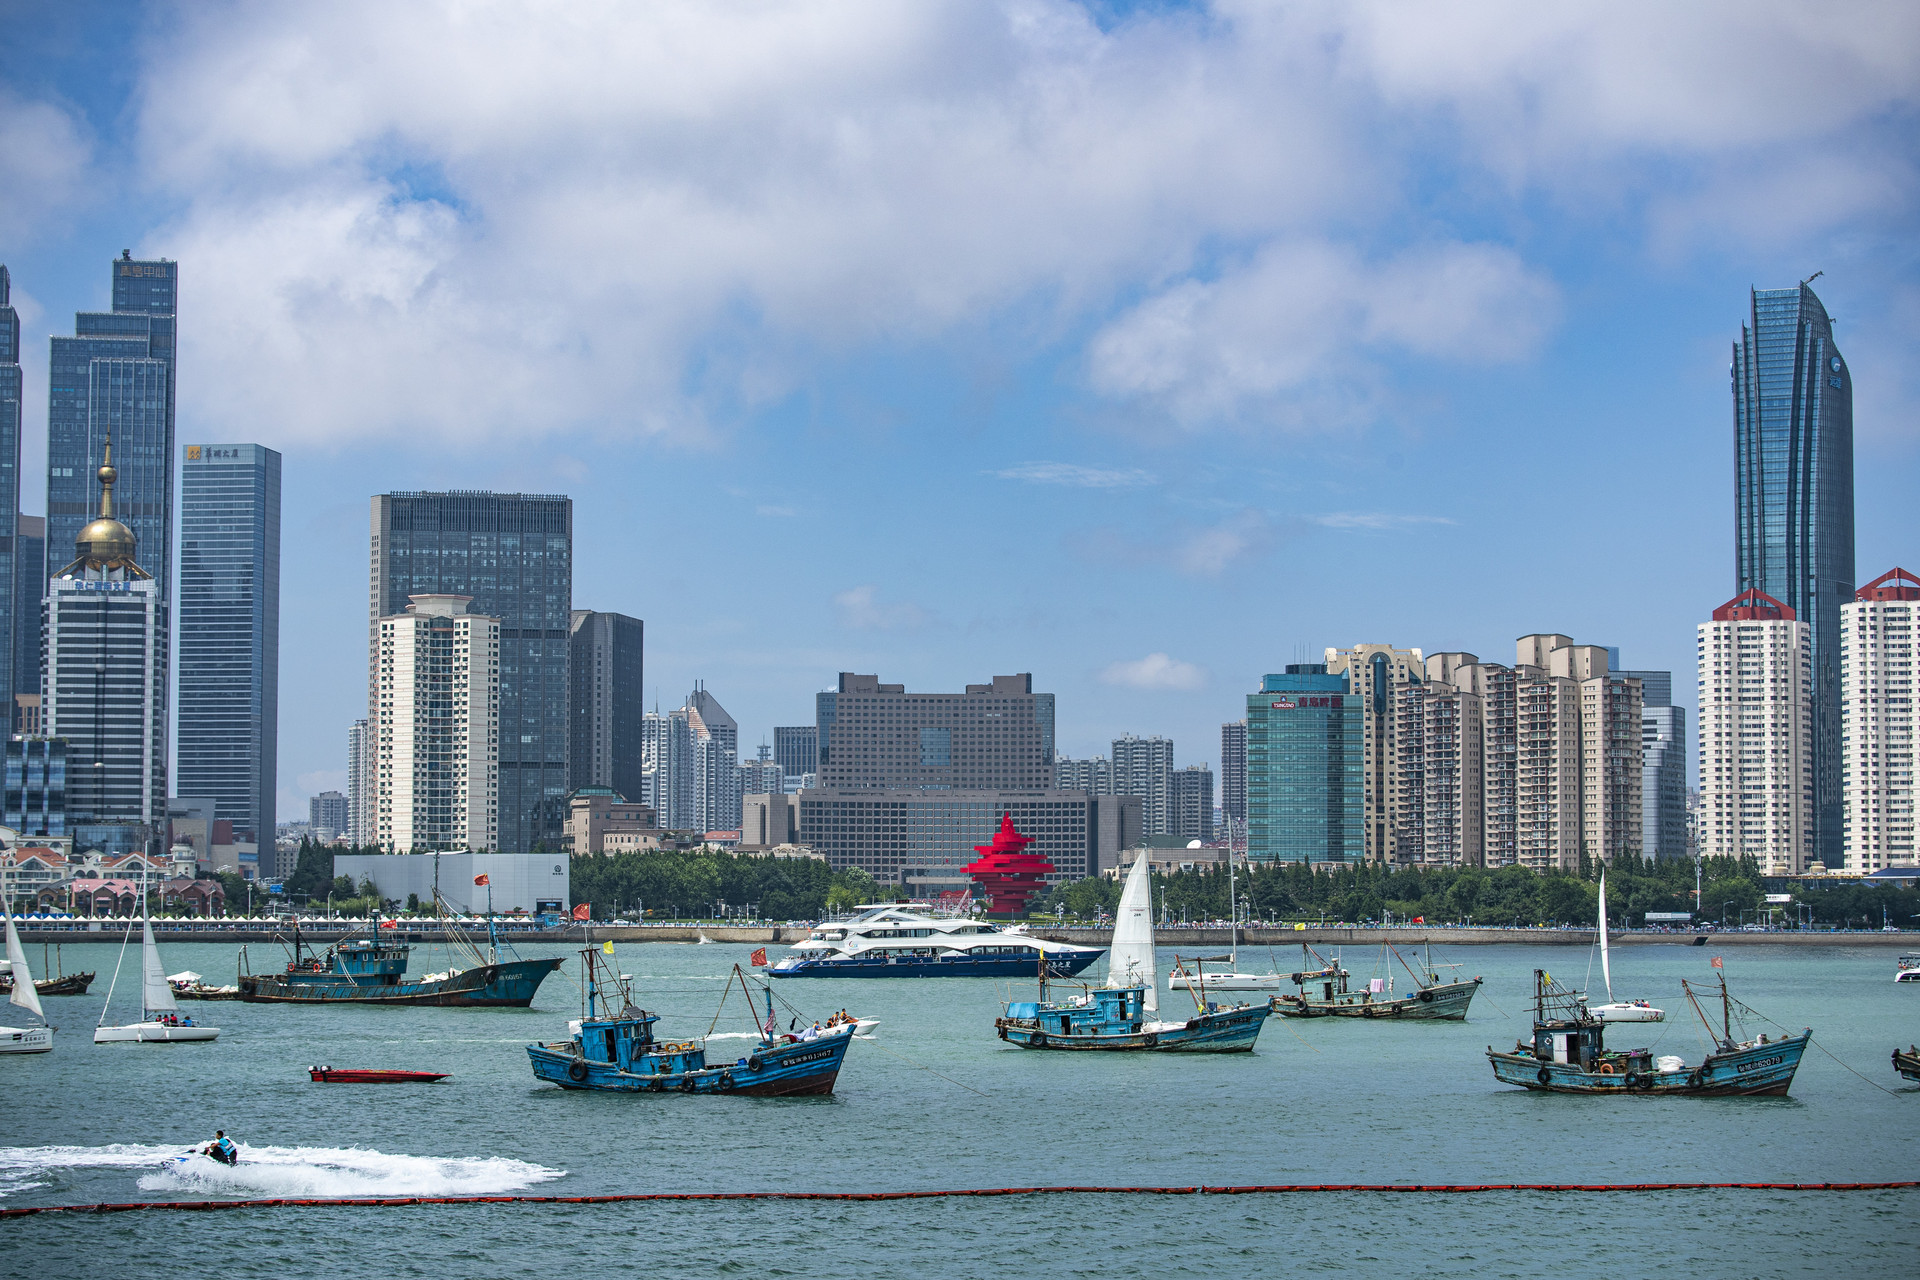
[75, 514, 138, 561]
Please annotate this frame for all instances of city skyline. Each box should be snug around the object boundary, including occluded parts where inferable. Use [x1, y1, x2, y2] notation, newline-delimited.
[0, 8, 1913, 828]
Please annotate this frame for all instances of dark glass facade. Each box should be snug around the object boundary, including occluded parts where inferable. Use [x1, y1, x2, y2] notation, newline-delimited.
[1734, 283, 1854, 865]
[568, 610, 644, 803]
[0, 267, 19, 723]
[177, 443, 281, 860]
[5, 735, 66, 837]
[774, 725, 817, 780]
[11, 516, 44, 722]
[1246, 665, 1362, 863]
[47, 257, 178, 600]
[371, 492, 572, 851]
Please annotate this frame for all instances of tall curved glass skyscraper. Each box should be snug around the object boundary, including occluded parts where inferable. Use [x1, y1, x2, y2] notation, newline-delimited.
[1733, 282, 1854, 867]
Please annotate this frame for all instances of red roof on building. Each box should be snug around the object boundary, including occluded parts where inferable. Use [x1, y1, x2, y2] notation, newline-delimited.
[1856, 567, 1920, 602]
[1712, 589, 1794, 621]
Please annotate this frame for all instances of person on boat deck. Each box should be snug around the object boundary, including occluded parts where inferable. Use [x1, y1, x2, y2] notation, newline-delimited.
[202, 1131, 238, 1166]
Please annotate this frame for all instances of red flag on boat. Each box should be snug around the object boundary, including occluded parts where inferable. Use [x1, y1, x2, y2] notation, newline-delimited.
[572, 903, 590, 921]
[750, 947, 768, 967]
[473, 874, 490, 886]
[1710, 956, 1723, 968]
[1412, 916, 1424, 924]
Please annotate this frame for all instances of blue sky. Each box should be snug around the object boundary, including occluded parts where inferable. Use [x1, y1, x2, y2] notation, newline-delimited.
[3, 1, 1916, 821]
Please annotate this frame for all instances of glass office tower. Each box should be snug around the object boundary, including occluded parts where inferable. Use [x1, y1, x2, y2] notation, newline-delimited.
[1734, 282, 1854, 866]
[177, 443, 281, 867]
[568, 609, 644, 802]
[1246, 665, 1363, 863]
[0, 267, 19, 728]
[370, 492, 572, 852]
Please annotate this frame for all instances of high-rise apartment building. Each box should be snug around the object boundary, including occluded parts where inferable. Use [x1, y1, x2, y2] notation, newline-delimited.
[568, 610, 644, 802]
[740, 749, 784, 799]
[1734, 282, 1854, 868]
[1324, 644, 1424, 862]
[1698, 590, 1813, 873]
[309, 790, 348, 841]
[1395, 668, 1484, 865]
[0, 267, 20, 723]
[773, 725, 817, 784]
[1220, 720, 1247, 823]
[1842, 568, 1919, 870]
[815, 673, 1054, 790]
[176, 442, 280, 867]
[687, 684, 740, 833]
[43, 449, 166, 855]
[373, 595, 500, 853]
[1170, 764, 1215, 843]
[1111, 734, 1175, 836]
[370, 492, 571, 851]
[346, 718, 372, 844]
[1055, 755, 1114, 793]
[1618, 668, 1688, 861]
[47, 255, 178, 602]
[1245, 666, 1363, 863]
[1509, 635, 1643, 870]
[641, 709, 696, 830]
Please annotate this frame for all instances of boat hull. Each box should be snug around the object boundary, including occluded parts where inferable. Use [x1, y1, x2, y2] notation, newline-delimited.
[996, 1005, 1270, 1053]
[0, 972, 94, 996]
[1487, 1034, 1810, 1096]
[174, 985, 242, 1001]
[1273, 978, 1480, 1021]
[527, 1029, 851, 1095]
[0, 1025, 52, 1054]
[769, 950, 1101, 979]
[1169, 973, 1283, 992]
[309, 1068, 449, 1083]
[239, 956, 563, 1006]
[94, 1022, 220, 1043]
[1587, 1002, 1665, 1023]
[1895, 1048, 1920, 1082]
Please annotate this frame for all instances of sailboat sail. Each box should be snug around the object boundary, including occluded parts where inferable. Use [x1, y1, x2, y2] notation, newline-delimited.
[141, 918, 178, 1015]
[5, 906, 43, 1019]
[1598, 868, 1613, 1002]
[1105, 852, 1158, 1013]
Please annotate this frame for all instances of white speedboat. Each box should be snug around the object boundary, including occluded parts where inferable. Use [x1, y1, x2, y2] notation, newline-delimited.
[1, 903, 52, 1054]
[1896, 954, 1920, 983]
[95, 918, 220, 1044]
[1585, 869, 1664, 1024]
[769, 905, 1105, 978]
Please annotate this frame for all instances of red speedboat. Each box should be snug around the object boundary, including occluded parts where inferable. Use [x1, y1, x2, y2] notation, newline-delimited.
[308, 1066, 449, 1083]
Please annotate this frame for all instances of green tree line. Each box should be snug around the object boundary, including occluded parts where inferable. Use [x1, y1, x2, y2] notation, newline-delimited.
[1034, 855, 1920, 930]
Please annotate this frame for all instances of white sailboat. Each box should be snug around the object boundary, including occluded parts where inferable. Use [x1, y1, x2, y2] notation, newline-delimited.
[1105, 850, 1159, 1013]
[95, 918, 220, 1043]
[1586, 868, 1664, 1024]
[1, 902, 52, 1054]
[1169, 854, 1282, 992]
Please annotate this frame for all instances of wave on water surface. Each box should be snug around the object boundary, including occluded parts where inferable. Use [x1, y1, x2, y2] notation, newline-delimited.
[0, 1143, 564, 1200]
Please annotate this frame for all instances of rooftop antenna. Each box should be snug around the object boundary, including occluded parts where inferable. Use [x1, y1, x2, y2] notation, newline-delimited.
[1801, 270, 1823, 287]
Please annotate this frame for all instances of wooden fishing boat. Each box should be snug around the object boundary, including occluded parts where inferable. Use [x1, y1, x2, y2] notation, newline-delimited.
[1, 940, 93, 995]
[239, 913, 561, 1007]
[309, 1066, 449, 1083]
[993, 849, 1271, 1053]
[1895, 1045, 1920, 1082]
[1270, 942, 1481, 1020]
[1487, 968, 1808, 1096]
[528, 953, 856, 1096]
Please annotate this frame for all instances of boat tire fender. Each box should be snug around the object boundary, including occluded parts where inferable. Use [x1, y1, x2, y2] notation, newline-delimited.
[1031, 1031, 1048, 1047]
[1536, 1066, 1552, 1086]
[1418, 988, 1435, 1003]
[746, 1054, 764, 1072]
[1143, 1033, 1158, 1048]
[997, 1026, 1008, 1041]
[1687, 1068, 1705, 1089]
[678, 1077, 697, 1093]
[1625, 1072, 1646, 1091]
[566, 1059, 589, 1084]
[718, 1072, 734, 1091]
[1186, 1019, 1200, 1031]
[648, 1078, 664, 1092]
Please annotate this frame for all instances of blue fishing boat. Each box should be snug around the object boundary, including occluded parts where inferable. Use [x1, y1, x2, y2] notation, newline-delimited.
[239, 914, 562, 1007]
[1487, 969, 1809, 1096]
[529, 953, 854, 1095]
[993, 850, 1271, 1053]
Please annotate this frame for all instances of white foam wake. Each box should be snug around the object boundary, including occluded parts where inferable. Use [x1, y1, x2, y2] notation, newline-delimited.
[0, 1143, 565, 1200]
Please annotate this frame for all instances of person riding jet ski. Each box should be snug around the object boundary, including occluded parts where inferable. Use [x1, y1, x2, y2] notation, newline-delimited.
[201, 1130, 239, 1166]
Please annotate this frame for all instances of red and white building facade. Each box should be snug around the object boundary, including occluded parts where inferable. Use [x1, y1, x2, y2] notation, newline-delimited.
[1842, 568, 1919, 871]
[1697, 590, 1814, 874]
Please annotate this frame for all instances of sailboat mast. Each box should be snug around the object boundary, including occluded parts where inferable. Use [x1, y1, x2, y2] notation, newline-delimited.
[1229, 855, 1237, 967]
[1598, 868, 1613, 1002]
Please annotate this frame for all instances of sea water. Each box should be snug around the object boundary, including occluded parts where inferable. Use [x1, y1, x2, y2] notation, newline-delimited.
[3, 937, 1916, 1278]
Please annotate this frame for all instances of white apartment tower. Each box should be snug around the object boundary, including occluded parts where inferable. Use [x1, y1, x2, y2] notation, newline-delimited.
[1842, 568, 1919, 870]
[1325, 644, 1425, 863]
[1111, 734, 1175, 836]
[373, 595, 500, 852]
[1698, 590, 1813, 873]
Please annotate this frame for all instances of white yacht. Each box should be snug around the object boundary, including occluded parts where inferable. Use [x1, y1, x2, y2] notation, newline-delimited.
[768, 906, 1105, 978]
[1895, 954, 1920, 983]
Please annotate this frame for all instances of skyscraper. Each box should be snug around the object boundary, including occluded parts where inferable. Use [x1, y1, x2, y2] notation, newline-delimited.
[1324, 643, 1425, 862]
[373, 595, 501, 853]
[568, 610, 644, 801]
[641, 707, 695, 829]
[309, 790, 348, 840]
[1111, 734, 1175, 836]
[1219, 720, 1247, 824]
[1734, 281, 1854, 867]
[1170, 764, 1214, 843]
[773, 725, 817, 783]
[176, 443, 280, 868]
[370, 492, 571, 851]
[43, 448, 166, 855]
[1246, 666, 1363, 864]
[11, 514, 44, 727]
[815, 673, 1054, 790]
[686, 683, 740, 832]
[47, 255, 178, 602]
[1841, 568, 1919, 871]
[1618, 667, 1687, 861]
[346, 717, 372, 844]
[1698, 589, 1813, 873]
[0, 267, 20, 725]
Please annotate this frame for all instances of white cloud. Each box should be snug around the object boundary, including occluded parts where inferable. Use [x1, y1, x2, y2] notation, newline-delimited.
[1099, 652, 1207, 691]
[1310, 512, 1456, 530]
[992, 461, 1155, 488]
[0, 90, 92, 244]
[834, 585, 933, 631]
[1087, 239, 1559, 427]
